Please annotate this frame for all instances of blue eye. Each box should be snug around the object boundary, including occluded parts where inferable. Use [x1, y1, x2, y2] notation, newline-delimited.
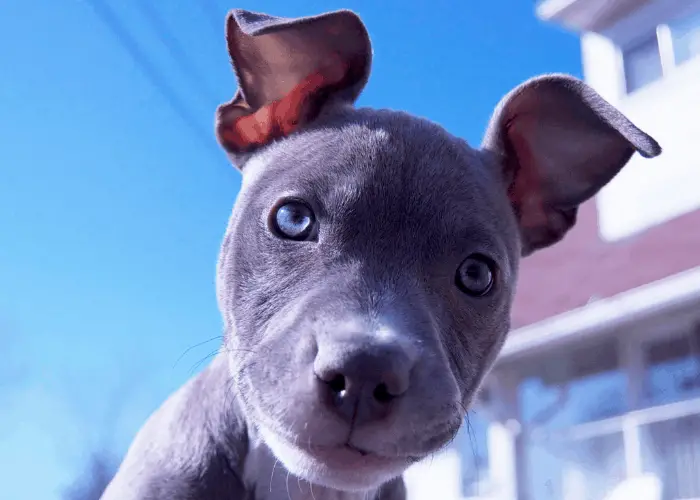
[272, 200, 315, 241]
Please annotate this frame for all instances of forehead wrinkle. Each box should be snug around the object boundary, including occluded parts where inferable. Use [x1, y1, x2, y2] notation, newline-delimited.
[301, 125, 396, 218]
[318, 122, 478, 234]
[245, 108, 514, 263]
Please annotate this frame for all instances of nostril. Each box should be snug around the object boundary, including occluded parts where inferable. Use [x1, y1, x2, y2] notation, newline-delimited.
[372, 382, 395, 403]
[327, 373, 347, 395]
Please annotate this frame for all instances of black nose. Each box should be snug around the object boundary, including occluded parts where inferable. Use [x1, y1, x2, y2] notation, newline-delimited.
[313, 344, 414, 426]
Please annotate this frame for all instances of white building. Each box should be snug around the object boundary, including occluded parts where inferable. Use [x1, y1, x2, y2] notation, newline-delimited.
[407, 1, 700, 499]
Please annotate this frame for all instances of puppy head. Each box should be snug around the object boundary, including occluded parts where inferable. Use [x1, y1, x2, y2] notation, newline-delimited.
[214, 8, 661, 492]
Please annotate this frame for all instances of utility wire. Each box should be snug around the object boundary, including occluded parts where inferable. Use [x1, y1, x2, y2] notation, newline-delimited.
[136, 2, 220, 108]
[196, 0, 227, 36]
[84, 0, 222, 162]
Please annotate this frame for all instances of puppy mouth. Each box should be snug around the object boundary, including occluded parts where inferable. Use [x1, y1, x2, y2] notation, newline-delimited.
[257, 416, 447, 490]
[344, 443, 370, 457]
[299, 441, 416, 470]
[262, 423, 416, 467]
[257, 412, 453, 466]
[341, 443, 421, 463]
[304, 440, 389, 461]
[290, 437, 426, 468]
[259, 422, 416, 491]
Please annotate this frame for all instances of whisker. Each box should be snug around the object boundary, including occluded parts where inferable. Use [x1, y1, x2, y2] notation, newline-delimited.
[269, 457, 279, 493]
[188, 348, 221, 376]
[285, 470, 292, 500]
[171, 335, 224, 369]
[465, 410, 481, 495]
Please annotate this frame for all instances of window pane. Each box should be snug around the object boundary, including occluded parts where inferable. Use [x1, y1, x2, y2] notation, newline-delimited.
[525, 432, 626, 500]
[624, 35, 663, 93]
[641, 327, 700, 407]
[670, 8, 700, 65]
[524, 436, 565, 500]
[519, 339, 627, 429]
[641, 414, 700, 499]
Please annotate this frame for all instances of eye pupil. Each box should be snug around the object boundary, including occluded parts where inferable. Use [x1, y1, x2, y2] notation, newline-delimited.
[456, 255, 495, 296]
[272, 200, 315, 240]
[465, 264, 482, 280]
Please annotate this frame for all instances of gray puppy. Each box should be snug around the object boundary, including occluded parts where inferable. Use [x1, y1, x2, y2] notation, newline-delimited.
[101, 8, 661, 500]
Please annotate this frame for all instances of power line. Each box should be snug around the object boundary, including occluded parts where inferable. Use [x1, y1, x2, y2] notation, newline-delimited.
[136, 2, 220, 108]
[196, 0, 227, 36]
[84, 0, 222, 161]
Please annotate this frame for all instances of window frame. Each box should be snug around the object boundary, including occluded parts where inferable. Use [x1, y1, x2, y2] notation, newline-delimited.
[600, 0, 700, 95]
[622, 31, 665, 94]
[515, 305, 700, 499]
[668, 7, 700, 66]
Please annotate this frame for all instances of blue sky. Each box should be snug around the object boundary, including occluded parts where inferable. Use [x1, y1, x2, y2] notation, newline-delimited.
[0, 0, 581, 497]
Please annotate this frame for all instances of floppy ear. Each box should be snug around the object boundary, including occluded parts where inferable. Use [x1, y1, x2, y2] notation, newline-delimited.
[481, 74, 661, 256]
[215, 9, 372, 168]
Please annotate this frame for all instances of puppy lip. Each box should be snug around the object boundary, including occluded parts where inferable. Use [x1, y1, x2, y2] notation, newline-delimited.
[343, 443, 370, 457]
[343, 443, 423, 462]
[302, 441, 373, 457]
[301, 439, 414, 464]
[259, 416, 422, 463]
[311, 444, 410, 467]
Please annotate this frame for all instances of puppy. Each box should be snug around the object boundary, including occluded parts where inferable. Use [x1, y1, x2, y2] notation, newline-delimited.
[101, 8, 661, 500]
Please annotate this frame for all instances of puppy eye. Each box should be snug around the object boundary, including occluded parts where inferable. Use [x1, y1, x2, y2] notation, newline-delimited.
[455, 254, 495, 297]
[270, 199, 316, 241]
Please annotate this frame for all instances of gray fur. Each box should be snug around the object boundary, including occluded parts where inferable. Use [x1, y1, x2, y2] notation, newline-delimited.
[101, 7, 660, 500]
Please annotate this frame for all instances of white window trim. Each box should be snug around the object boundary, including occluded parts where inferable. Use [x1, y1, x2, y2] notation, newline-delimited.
[656, 23, 676, 73]
[602, 0, 700, 97]
[528, 396, 700, 443]
[602, 0, 700, 48]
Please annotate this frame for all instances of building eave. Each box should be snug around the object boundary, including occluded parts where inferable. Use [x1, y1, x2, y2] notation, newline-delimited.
[497, 266, 700, 363]
[536, 0, 651, 33]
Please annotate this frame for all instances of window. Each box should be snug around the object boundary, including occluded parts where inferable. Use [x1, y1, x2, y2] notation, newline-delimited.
[517, 339, 628, 500]
[502, 312, 700, 500]
[641, 326, 700, 407]
[519, 339, 627, 429]
[525, 431, 626, 500]
[623, 35, 663, 93]
[641, 415, 700, 499]
[670, 9, 700, 66]
[637, 327, 700, 499]
[622, 7, 700, 94]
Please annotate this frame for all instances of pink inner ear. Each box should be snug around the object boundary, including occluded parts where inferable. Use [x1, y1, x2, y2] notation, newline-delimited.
[507, 125, 549, 231]
[218, 54, 349, 152]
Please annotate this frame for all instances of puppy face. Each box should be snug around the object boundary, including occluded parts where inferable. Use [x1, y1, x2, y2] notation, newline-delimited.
[217, 109, 519, 489]
[214, 8, 660, 492]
